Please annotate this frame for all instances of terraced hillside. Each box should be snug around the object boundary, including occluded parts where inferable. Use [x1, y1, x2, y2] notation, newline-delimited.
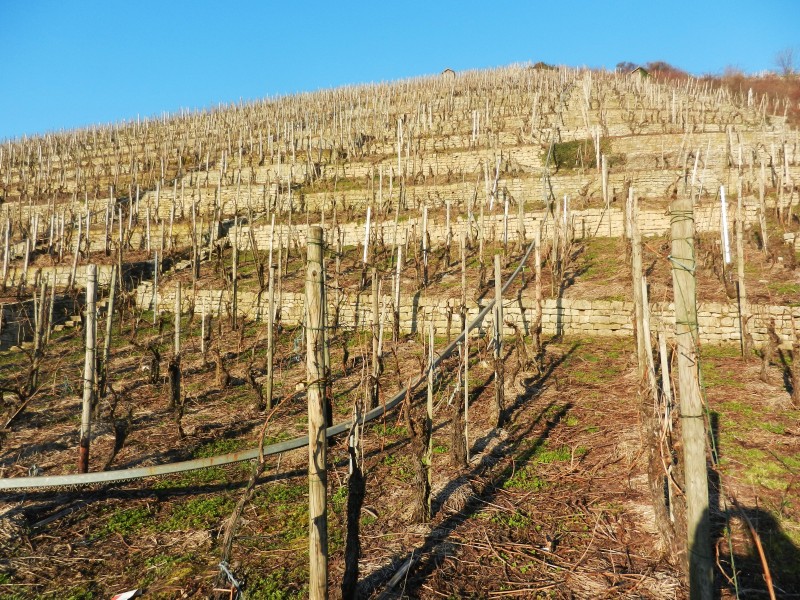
[0, 65, 799, 599]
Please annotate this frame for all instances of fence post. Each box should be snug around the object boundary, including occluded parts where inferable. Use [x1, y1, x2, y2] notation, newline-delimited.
[79, 264, 97, 474]
[266, 264, 276, 410]
[736, 178, 749, 357]
[100, 265, 117, 396]
[174, 281, 181, 356]
[306, 225, 328, 600]
[670, 195, 712, 600]
[494, 254, 504, 427]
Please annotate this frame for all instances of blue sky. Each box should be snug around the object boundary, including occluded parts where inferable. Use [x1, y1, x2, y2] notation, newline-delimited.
[1, 0, 797, 141]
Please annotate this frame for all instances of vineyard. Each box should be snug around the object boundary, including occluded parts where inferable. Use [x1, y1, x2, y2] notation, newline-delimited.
[0, 65, 799, 599]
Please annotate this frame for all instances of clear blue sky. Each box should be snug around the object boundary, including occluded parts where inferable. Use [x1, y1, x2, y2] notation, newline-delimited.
[1, 0, 797, 141]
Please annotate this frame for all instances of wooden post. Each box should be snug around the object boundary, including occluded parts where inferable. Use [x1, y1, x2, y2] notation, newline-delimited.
[266, 264, 276, 410]
[2, 218, 9, 289]
[393, 245, 402, 341]
[720, 186, 731, 266]
[445, 200, 452, 266]
[494, 254, 504, 427]
[758, 159, 768, 255]
[736, 178, 749, 357]
[370, 267, 380, 409]
[670, 195, 712, 600]
[21, 239, 30, 290]
[200, 297, 207, 360]
[478, 204, 486, 288]
[602, 154, 610, 236]
[425, 321, 434, 513]
[79, 264, 97, 474]
[533, 223, 543, 352]
[631, 190, 647, 384]
[152, 251, 159, 326]
[421, 205, 428, 287]
[503, 195, 509, 253]
[463, 291, 470, 464]
[70, 215, 82, 290]
[174, 281, 181, 356]
[100, 266, 117, 396]
[232, 216, 239, 330]
[46, 273, 56, 343]
[306, 226, 328, 600]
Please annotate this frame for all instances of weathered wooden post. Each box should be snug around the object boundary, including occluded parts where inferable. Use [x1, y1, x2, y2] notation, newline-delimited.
[370, 268, 380, 409]
[69, 216, 82, 290]
[2, 218, 9, 289]
[736, 179, 749, 357]
[168, 281, 182, 415]
[670, 195, 712, 600]
[494, 254, 504, 427]
[306, 226, 328, 599]
[100, 266, 117, 396]
[46, 273, 56, 344]
[463, 293, 470, 464]
[79, 264, 97, 474]
[631, 190, 647, 383]
[266, 264, 276, 410]
[174, 281, 181, 356]
[152, 251, 159, 326]
[200, 297, 207, 361]
[758, 159, 768, 255]
[421, 204, 429, 287]
[425, 321, 434, 510]
[232, 216, 239, 330]
[602, 154, 611, 236]
[533, 222, 543, 352]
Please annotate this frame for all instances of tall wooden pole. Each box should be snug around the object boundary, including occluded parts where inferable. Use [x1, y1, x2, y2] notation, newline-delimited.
[306, 226, 328, 600]
[79, 264, 97, 474]
[533, 223, 543, 351]
[101, 266, 117, 395]
[736, 178, 749, 357]
[670, 196, 712, 600]
[494, 254, 504, 427]
[631, 189, 647, 383]
[370, 267, 380, 410]
[425, 321, 434, 514]
[232, 216, 239, 330]
[758, 159, 768, 255]
[174, 281, 181, 356]
[266, 264, 276, 410]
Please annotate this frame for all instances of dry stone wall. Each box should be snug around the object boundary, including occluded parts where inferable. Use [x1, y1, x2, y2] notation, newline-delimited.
[136, 282, 800, 350]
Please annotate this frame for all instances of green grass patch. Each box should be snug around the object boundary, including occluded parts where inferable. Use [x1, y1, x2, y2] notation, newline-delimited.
[700, 344, 741, 360]
[193, 438, 247, 459]
[700, 362, 744, 388]
[158, 496, 233, 531]
[104, 505, 153, 537]
[759, 422, 786, 435]
[373, 423, 408, 438]
[153, 466, 229, 489]
[246, 567, 308, 599]
[488, 508, 532, 529]
[767, 281, 800, 296]
[503, 467, 548, 492]
[252, 482, 308, 547]
[380, 453, 413, 481]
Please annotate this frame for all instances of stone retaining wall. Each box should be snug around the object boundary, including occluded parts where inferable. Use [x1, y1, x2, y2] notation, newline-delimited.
[229, 201, 762, 252]
[136, 282, 800, 349]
